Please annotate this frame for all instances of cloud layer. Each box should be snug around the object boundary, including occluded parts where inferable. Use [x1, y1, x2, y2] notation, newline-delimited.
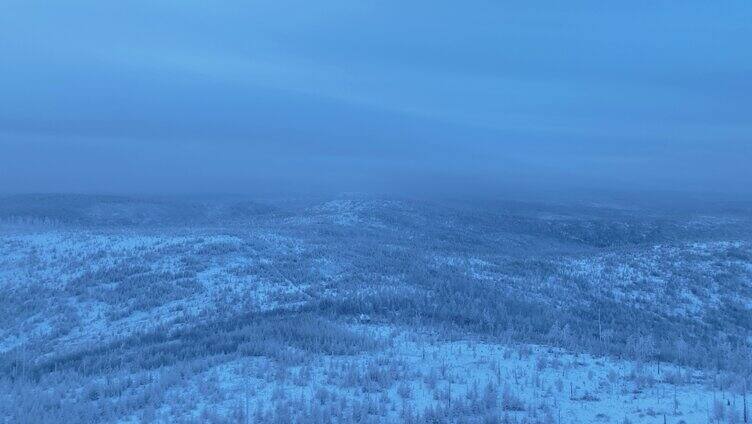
[1, 1, 750, 196]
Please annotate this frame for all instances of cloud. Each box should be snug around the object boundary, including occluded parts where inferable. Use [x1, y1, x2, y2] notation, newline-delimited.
[1, 0, 750, 196]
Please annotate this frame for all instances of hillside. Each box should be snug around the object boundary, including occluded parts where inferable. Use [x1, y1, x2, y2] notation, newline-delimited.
[1, 194, 751, 423]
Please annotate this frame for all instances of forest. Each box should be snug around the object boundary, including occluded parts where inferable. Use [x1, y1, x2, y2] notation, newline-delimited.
[0, 194, 750, 423]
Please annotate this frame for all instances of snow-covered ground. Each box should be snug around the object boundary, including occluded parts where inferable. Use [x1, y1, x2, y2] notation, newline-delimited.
[135, 329, 733, 423]
[1, 196, 750, 423]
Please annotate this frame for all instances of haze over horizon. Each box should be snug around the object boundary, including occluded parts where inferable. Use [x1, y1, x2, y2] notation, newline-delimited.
[1, 1, 750, 197]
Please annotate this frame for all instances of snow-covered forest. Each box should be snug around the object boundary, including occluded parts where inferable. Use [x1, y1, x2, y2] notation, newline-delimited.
[1, 194, 751, 423]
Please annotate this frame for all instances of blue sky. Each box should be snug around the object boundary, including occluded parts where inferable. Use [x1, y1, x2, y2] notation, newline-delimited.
[1, 1, 750, 196]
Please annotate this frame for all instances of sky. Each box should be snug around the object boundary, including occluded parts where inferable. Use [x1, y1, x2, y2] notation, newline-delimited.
[1, 1, 750, 197]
